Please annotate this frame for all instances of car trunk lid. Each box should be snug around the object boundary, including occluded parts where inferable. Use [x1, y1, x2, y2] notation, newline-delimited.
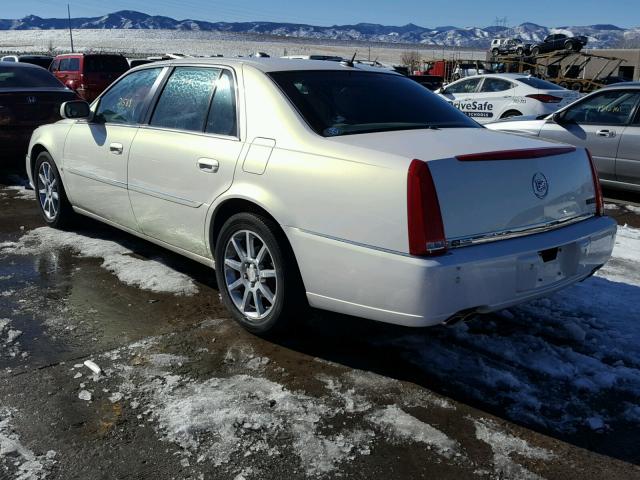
[0, 89, 77, 126]
[427, 145, 597, 247]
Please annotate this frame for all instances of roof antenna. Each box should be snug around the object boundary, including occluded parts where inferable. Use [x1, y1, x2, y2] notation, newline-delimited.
[341, 51, 357, 67]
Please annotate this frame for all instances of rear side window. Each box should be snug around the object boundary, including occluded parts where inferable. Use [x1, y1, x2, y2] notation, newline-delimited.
[0, 66, 63, 88]
[479, 78, 513, 92]
[151, 67, 220, 132]
[516, 77, 564, 90]
[59, 58, 79, 72]
[85, 56, 129, 74]
[206, 69, 237, 136]
[95, 68, 161, 125]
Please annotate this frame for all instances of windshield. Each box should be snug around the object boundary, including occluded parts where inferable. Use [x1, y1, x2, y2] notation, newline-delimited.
[0, 66, 64, 88]
[269, 70, 478, 136]
[85, 55, 129, 73]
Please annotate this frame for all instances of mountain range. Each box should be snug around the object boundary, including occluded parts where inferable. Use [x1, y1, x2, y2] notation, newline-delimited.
[0, 10, 638, 48]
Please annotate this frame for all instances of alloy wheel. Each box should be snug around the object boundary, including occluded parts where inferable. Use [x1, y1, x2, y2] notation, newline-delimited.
[223, 230, 278, 321]
[37, 161, 59, 221]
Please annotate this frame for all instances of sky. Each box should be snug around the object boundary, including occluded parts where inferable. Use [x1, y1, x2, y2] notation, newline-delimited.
[2, 0, 638, 28]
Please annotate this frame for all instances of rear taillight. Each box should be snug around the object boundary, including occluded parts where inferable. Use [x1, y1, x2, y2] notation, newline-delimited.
[526, 94, 562, 103]
[586, 149, 604, 216]
[407, 159, 447, 256]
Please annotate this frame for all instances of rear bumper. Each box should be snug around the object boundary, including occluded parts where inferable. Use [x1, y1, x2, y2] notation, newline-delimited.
[287, 216, 617, 327]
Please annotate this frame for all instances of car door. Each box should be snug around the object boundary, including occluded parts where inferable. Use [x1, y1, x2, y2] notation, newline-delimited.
[439, 77, 482, 118]
[473, 77, 515, 121]
[128, 66, 243, 258]
[63, 67, 164, 230]
[615, 106, 640, 186]
[537, 89, 640, 181]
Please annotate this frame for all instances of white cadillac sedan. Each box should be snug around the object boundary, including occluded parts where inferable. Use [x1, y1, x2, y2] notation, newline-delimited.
[436, 74, 581, 124]
[26, 58, 616, 334]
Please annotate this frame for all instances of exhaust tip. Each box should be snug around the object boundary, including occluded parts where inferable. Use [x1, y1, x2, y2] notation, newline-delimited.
[442, 308, 479, 327]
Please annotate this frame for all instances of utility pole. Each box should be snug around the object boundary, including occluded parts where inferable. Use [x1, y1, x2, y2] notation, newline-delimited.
[67, 4, 75, 52]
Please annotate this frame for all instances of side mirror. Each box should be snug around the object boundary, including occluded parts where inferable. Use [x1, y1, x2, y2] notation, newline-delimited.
[60, 100, 91, 120]
[437, 87, 445, 94]
[551, 111, 567, 124]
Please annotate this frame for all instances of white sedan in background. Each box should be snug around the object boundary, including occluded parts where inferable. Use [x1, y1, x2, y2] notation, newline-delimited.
[436, 74, 581, 124]
[26, 59, 615, 334]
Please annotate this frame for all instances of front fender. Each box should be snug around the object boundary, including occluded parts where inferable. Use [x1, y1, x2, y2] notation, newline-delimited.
[27, 121, 75, 186]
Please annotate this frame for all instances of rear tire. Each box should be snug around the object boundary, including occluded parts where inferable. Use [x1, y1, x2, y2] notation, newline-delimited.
[214, 212, 306, 336]
[565, 41, 575, 51]
[531, 47, 540, 57]
[501, 110, 522, 119]
[516, 47, 524, 56]
[491, 48, 500, 57]
[34, 152, 75, 229]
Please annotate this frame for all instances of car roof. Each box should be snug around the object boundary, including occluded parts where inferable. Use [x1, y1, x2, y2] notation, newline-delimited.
[0, 61, 47, 70]
[54, 53, 125, 58]
[601, 81, 640, 89]
[137, 57, 400, 74]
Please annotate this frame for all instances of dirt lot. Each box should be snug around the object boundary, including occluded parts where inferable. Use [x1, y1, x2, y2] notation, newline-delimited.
[1, 172, 640, 480]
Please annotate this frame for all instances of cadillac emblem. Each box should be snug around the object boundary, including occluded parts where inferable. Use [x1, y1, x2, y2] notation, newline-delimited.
[532, 172, 549, 199]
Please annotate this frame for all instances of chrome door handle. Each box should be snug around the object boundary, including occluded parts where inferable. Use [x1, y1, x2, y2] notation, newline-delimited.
[596, 129, 616, 138]
[109, 143, 123, 155]
[197, 158, 219, 173]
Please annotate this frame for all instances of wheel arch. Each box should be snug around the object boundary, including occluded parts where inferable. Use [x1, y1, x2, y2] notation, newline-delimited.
[30, 144, 49, 178]
[208, 196, 307, 291]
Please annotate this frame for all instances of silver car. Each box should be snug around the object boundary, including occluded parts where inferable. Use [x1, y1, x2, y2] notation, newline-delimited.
[486, 82, 640, 192]
[26, 58, 615, 335]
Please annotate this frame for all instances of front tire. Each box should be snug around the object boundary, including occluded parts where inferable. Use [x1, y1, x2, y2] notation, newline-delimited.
[531, 47, 540, 57]
[214, 212, 305, 335]
[34, 152, 75, 229]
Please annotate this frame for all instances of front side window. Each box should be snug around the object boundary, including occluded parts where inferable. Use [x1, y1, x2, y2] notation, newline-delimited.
[206, 69, 237, 136]
[58, 58, 70, 71]
[563, 91, 640, 125]
[479, 78, 513, 93]
[95, 68, 161, 125]
[151, 67, 220, 132]
[270, 70, 477, 136]
[445, 77, 482, 94]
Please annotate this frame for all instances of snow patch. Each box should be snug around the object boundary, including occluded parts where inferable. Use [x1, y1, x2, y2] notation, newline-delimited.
[474, 419, 553, 480]
[0, 408, 56, 480]
[1, 227, 198, 295]
[369, 405, 459, 459]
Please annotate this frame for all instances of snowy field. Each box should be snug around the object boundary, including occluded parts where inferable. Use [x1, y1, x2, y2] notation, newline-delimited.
[0, 29, 487, 64]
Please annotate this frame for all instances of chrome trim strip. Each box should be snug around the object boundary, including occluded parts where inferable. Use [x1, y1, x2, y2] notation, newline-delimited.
[128, 182, 203, 208]
[448, 213, 594, 248]
[66, 167, 127, 189]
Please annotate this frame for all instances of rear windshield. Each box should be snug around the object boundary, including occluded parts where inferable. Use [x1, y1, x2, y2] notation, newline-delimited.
[85, 55, 129, 73]
[0, 66, 64, 88]
[269, 70, 478, 136]
[517, 77, 565, 90]
[20, 57, 53, 69]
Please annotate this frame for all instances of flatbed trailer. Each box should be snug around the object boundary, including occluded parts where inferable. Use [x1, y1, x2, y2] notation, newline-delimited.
[487, 50, 626, 93]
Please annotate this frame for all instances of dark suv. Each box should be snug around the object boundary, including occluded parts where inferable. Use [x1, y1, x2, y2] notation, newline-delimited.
[50, 53, 129, 102]
[531, 34, 588, 56]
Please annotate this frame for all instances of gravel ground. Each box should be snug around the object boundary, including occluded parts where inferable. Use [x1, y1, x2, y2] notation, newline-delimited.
[0, 173, 639, 480]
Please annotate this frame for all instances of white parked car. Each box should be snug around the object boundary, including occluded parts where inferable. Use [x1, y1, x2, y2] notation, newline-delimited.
[26, 58, 615, 334]
[436, 74, 581, 124]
